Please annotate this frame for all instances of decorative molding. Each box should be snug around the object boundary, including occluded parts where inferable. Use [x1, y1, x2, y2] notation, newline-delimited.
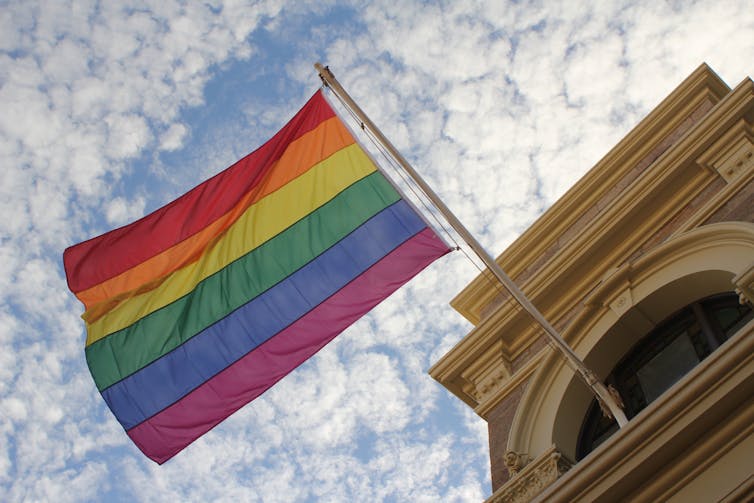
[608, 287, 634, 317]
[430, 311, 536, 411]
[678, 161, 754, 232]
[581, 223, 754, 320]
[431, 70, 753, 413]
[475, 348, 543, 419]
[733, 260, 754, 306]
[430, 66, 754, 503]
[450, 64, 730, 325]
[463, 363, 511, 403]
[697, 119, 754, 183]
[487, 446, 572, 503]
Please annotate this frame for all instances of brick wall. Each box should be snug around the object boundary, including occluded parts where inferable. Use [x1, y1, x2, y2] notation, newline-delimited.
[705, 178, 754, 224]
[487, 381, 528, 490]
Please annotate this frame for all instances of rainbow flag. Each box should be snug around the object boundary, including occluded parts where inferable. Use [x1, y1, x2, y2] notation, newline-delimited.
[63, 90, 450, 464]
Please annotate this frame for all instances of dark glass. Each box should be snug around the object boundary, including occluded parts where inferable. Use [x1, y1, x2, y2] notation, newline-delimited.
[576, 293, 753, 460]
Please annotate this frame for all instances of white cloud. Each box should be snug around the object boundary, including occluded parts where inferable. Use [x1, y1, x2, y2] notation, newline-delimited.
[105, 113, 151, 159]
[2, 397, 28, 425]
[2, 0, 753, 501]
[368, 435, 454, 501]
[105, 196, 145, 226]
[159, 123, 189, 151]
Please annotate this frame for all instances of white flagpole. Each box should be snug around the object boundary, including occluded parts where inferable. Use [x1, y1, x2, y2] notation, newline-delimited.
[315, 63, 628, 426]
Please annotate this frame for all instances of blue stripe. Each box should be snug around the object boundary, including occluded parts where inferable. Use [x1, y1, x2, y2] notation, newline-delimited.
[102, 200, 427, 429]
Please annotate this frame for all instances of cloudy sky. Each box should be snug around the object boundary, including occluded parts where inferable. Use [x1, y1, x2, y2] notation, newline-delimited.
[1, 1, 753, 501]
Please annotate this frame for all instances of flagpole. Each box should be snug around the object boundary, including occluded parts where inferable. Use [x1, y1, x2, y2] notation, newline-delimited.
[315, 63, 628, 426]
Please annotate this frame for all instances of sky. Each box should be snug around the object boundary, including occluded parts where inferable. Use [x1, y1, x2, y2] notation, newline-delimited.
[1, 1, 753, 501]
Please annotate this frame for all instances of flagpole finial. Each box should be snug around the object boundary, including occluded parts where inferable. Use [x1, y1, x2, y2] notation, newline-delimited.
[314, 62, 332, 87]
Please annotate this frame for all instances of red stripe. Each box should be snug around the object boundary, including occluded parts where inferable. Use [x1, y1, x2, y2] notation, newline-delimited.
[125, 228, 449, 464]
[64, 91, 334, 294]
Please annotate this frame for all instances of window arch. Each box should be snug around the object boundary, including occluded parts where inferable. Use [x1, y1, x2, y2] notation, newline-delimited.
[505, 222, 754, 464]
[576, 292, 753, 460]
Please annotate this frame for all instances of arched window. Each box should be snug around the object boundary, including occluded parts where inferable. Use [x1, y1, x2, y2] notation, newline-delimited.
[576, 292, 754, 460]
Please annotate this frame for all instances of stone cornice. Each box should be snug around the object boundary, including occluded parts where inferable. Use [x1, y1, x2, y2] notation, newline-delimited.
[451, 63, 731, 326]
[431, 67, 754, 412]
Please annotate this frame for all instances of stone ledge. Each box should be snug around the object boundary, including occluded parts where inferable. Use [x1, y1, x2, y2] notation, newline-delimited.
[487, 445, 572, 503]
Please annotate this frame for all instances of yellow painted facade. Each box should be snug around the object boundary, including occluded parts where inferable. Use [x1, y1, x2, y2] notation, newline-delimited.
[430, 64, 754, 502]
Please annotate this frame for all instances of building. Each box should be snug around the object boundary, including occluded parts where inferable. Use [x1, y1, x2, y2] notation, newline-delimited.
[429, 64, 754, 502]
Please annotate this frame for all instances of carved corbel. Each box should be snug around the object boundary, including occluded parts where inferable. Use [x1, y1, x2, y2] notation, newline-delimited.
[488, 446, 573, 503]
[504, 450, 531, 476]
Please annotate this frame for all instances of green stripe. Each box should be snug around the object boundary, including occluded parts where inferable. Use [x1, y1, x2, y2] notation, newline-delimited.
[86, 172, 400, 391]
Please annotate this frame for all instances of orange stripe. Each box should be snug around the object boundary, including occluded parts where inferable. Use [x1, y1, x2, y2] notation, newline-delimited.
[77, 116, 355, 315]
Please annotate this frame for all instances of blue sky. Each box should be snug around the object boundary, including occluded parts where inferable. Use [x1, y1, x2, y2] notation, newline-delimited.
[1, 1, 753, 501]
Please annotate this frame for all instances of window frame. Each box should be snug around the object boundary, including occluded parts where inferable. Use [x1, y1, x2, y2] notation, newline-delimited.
[576, 292, 753, 461]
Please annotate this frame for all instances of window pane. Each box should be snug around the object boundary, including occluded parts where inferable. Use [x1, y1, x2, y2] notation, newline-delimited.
[577, 293, 753, 460]
[636, 332, 699, 403]
[711, 305, 754, 339]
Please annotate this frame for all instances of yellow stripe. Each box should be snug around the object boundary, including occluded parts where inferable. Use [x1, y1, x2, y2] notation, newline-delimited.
[85, 144, 376, 346]
[76, 116, 355, 313]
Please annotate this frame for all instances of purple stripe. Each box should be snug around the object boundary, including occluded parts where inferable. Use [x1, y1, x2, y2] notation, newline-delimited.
[126, 229, 449, 463]
[102, 200, 426, 429]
